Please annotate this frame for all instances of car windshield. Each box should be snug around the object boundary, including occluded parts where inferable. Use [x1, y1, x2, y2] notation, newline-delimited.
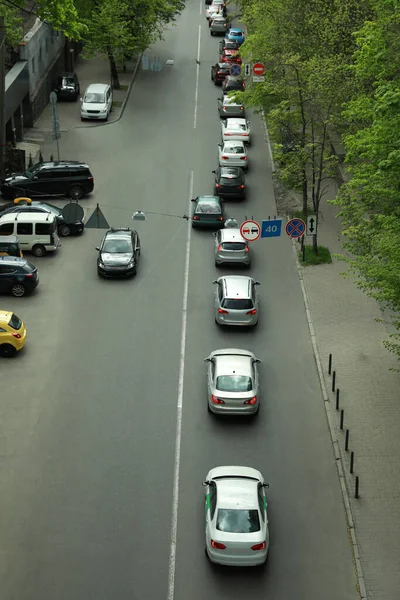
[216, 375, 252, 392]
[102, 239, 132, 253]
[8, 313, 22, 331]
[84, 93, 105, 103]
[217, 509, 260, 533]
[24, 164, 41, 178]
[225, 145, 244, 154]
[196, 202, 221, 214]
[223, 298, 253, 310]
[62, 77, 75, 86]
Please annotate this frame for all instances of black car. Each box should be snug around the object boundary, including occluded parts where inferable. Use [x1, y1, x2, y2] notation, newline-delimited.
[222, 76, 245, 94]
[96, 228, 140, 278]
[0, 161, 94, 200]
[0, 256, 39, 297]
[0, 200, 84, 237]
[219, 38, 239, 56]
[54, 72, 80, 101]
[191, 195, 226, 229]
[212, 167, 246, 199]
[211, 63, 231, 85]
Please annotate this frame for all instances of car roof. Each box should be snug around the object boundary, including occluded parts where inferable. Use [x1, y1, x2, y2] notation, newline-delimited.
[85, 83, 109, 92]
[34, 161, 90, 170]
[229, 28, 243, 33]
[216, 477, 258, 510]
[220, 275, 252, 298]
[0, 310, 12, 323]
[223, 140, 245, 148]
[197, 195, 220, 204]
[214, 353, 252, 377]
[0, 212, 55, 223]
[226, 118, 246, 125]
[220, 228, 246, 242]
[0, 256, 27, 265]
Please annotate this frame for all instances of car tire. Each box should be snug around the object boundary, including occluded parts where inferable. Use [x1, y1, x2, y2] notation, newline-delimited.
[97, 270, 103, 277]
[131, 266, 137, 276]
[81, 117, 85, 121]
[207, 402, 212, 413]
[211, 31, 214, 35]
[69, 185, 84, 200]
[58, 224, 71, 237]
[32, 244, 46, 257]
[0, 344, 17, 358]
[215, 261, 220, 267]
[11, 283, 26, 297]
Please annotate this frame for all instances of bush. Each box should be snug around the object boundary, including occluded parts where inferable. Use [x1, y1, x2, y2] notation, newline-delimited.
[299, 245, 332, 265]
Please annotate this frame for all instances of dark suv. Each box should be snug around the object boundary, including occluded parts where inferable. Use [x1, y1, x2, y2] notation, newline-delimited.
[54, 72, 80, 101]
[0, 161, 94, 200]
[211, 63, 231, 85]
[0, 256, 39, 297]
[96, 228, 141, 278]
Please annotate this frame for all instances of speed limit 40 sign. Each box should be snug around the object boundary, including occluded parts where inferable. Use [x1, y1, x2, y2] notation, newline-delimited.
[261, 219, 283, 238]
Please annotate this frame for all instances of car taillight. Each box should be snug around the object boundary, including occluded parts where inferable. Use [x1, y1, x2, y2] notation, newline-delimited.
[222, 107, 227, 112]
[12, 333, 21, 339]
[215, 183, 221, 188]
[240, 156, 247, 160]
[244, 396, 257, 405]
[211, 394, 225, 405]
[88, 176, 93, 180]
[211, 540, 226, 549]
[217, 244, 222, 251]
[25, 273, 34, 278]
[218, 308, 229, 314]
[246, 309, 257, 315]
[245, 246, 249, 253]
[251, 541, 266, 551]
[222, 155, 229, 159]
[193, 215, 199, 220]
[217, 216, 223, 221]
[239, 184, 245, 189]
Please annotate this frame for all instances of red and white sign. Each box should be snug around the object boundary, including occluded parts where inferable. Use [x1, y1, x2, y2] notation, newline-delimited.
[252, 62, 265, 76]
[240, 219, 261, 242]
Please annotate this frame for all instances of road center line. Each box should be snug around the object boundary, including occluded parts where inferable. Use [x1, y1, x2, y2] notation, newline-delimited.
[167, 169, 194, 600]
[193, 24, 201, 129]
[199, 0, 202, 15]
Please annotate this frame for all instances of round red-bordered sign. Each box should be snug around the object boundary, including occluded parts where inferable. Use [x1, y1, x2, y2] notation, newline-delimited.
[253, 62, 265, 76]
[240, 219, 261, 242]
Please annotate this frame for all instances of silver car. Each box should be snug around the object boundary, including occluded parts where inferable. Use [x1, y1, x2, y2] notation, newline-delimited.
[213, 275, 260, 327]
[218, 140, 249, 171]
[214, 228, 251, 267]
[204, 348, 261, 415]
[218, 94, 246, 119]
[210, 16, 228, 35]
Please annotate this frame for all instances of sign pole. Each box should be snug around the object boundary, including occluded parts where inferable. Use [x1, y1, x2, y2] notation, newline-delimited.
[49, 91, 61, 161]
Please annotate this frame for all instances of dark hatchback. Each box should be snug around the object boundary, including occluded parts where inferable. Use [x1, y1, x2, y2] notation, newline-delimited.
[219, 38, 239, 56]
[211, 63, 231, 85]
[0, 256, 39, 297]
[191, 196, 226, 229]
[54, 72, 80, 101]
[213, 167, 246, 199]
[222, 76, 245, 94]
[96, 228, 140, 278]
[0, 161, 94, 200]
[0, 201, 84, 237]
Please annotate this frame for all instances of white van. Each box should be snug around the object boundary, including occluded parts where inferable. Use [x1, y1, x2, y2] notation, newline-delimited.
[80, 83, 113, 121]
[0, 212, 60, 257]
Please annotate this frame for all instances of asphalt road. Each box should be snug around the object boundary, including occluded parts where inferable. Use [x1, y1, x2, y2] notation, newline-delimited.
[0, 1, 357, 599]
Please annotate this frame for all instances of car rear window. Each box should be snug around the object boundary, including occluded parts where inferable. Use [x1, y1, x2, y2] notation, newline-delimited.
[220, 177, 240, 185]
[225, 145, 244, 154]
[228, 123, 246, 131]
[221, 242, 246, 251]
[223, 298, 253, 310]
[216, 375, 252, 392]
[195, 203, 221, 214]
[9, 313, 22, 330]
[217, 509, 260, 533]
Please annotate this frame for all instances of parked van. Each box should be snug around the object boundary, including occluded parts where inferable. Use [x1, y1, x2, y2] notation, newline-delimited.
[0, 212, 60, 257]
[0, 235, 23, 257]
[80, 83, 113, 121]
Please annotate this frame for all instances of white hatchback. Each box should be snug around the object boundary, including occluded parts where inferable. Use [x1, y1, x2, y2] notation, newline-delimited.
[203, 465, 270, 566]
[221, 118, 251, 145]
[218, 140, 248, 170]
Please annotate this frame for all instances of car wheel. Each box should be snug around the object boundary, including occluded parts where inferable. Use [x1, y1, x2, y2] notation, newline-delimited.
[131, 266, 137, 276]
[69, 185, 84, 200]
[11, 283, 26, 297]
[215, 261, 220, 267]
[32, 244, 46, 257]
[97, 270, 103, 277]
[81, 117, 85, 121]
[0, 344, 17, 358]
[211, 31, 214, 35]
[58, 224, 71, 237]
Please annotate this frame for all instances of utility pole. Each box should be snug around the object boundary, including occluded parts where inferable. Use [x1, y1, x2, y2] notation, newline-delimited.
[0, 16, 6, 179]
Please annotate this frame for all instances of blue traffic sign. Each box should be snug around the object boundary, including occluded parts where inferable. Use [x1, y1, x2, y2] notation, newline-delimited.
[230, 64, 242, 77]
[261, 219, 282, 238]
[286, 218, 306, 238]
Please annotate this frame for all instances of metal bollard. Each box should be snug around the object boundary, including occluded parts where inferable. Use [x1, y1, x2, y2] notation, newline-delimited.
[345, 429, 349, 451]
[336, 388, 340, 410]
[328, 354, 332, 375]
[350, 451, 355, 474]
[340, 409, 344, 430]
[332, 371, 336, 392]
[355, 476, 360, 499]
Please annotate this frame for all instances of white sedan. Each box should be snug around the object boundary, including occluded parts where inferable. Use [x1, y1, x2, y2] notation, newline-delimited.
[221, 118, 252, 145]
[203, 465, 270, 566]
[218, 140, 248, 170]
[206, 5, 223, 19]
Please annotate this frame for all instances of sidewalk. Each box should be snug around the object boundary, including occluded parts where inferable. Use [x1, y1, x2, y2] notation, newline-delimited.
[284, 170, 400, 598]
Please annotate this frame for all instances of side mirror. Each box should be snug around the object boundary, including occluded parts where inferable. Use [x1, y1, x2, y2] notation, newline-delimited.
[191, 198, 197, 202]
[204, 357, 211, 362]
[253, 358, 262, 364]
[95, 246, 100, 251]
[218, 143, 222, 147]
[202, 480, 210, 487]
[212, 280, 218, 284]
[263, 483, 270, 489]
[255, 281, 261, 285]
[80, 98, 83, 102]
[212, 232, 217, 237]
[212, 170, 216, 173]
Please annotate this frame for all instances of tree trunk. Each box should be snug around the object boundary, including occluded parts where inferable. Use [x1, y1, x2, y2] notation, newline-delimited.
[107, 48, 120, 89]
[302, 169, 308, 214]
[312, 228, 318, 254]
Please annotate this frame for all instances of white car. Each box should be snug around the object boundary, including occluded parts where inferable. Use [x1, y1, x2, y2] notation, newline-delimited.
[203, 465, 270, 566]
[218, 140, 248, 170]
[80, 83, 112, 121]
[206, 5, 223, 19]
[222, 118, 251, 145]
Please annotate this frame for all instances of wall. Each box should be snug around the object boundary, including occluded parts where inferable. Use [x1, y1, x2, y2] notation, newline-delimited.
[19, 20, 65, 125]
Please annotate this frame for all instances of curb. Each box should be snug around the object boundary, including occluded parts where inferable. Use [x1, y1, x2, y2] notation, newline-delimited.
[262, 110, 367, 600]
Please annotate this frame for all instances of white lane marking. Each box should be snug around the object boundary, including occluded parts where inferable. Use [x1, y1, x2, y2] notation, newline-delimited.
[193, 25, 201, 129]
[261, 109, 275, 172]
[199, 0, 202, 15]
[167, 170, 193, 600]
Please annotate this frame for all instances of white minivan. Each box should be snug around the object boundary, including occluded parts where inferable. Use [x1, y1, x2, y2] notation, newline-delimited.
[80, 83, 113, 121]
[0, 212, 60, 257]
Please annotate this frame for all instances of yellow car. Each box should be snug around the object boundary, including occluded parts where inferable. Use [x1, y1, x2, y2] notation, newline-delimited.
[0, 311, 27, 358]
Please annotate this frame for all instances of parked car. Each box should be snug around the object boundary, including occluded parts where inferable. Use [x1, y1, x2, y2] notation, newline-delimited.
[217, 94, 246, 118]
[210, 16, 229, 35]
[0, 199, 84, 237]
[81, 83, 113, 121]
[203, 466, 269, 565]
[0, 212, 60, 257]
[0, 310, 27, 357]
[0, 161, 94, 200]
[213, 166, 246, 199]
[218, 140, 249, 170]
[191, 196, 225, 229]
[221, 118, 251, 145]
[226, 28, 245, 45]
[54, 72, 80, 101]
[0, 256, 39, 297]
[222, 76, 245, 94]
[220, 49, 242, 64]
[211, 63, 231, 85]
[213, 275, 260, 327]
[219, 38, 240, 55]
[214, 227, 251, 268]
[96, 227, 140, 277]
